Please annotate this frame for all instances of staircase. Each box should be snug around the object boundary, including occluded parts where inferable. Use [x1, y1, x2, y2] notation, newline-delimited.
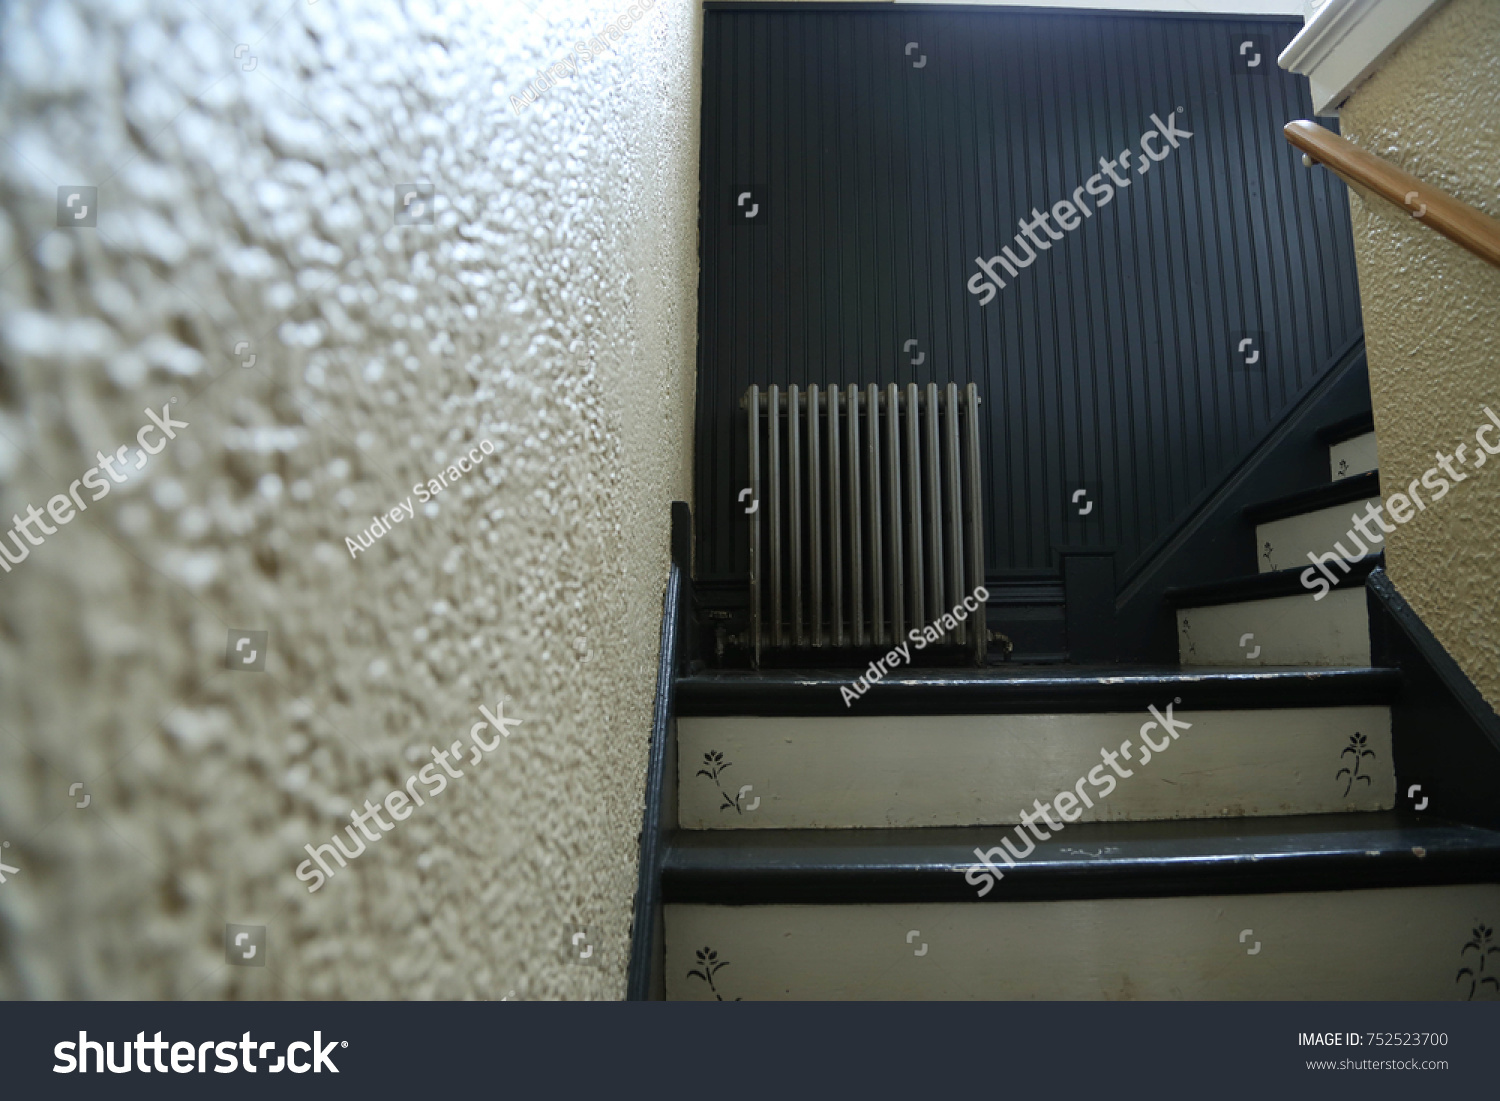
[656, 417, 1500, 1000]
[1171, 414, 1382, 670]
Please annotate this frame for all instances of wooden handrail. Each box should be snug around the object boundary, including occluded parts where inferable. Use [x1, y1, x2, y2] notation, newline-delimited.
[1285, 120, 1500, 270]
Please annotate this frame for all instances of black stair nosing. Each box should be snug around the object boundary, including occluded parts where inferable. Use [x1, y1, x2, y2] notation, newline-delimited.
[1243, 470, 1381, 525]
[1317, 411, 1376, 446]
[661, 813, 1500, 906]
[1165, 554, 1382, 609]
[676, 666, 1402, 716]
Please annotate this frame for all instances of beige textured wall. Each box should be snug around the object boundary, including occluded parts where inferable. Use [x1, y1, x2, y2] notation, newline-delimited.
[1336, 0, 1500, 709]
[0, 0, 699, 998]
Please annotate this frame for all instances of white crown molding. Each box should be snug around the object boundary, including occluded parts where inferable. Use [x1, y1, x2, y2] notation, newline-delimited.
[1279, 0, 1451, 116]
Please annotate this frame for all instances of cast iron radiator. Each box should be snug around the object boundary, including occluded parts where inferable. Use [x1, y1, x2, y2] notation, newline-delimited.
[742, 382, 986, 665]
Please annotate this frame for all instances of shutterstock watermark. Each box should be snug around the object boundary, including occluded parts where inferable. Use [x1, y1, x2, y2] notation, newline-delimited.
[295, 698, 522, 892]
[1300, 405, 1500, 599]
[0, 403, 188, 575]
[509, 0, 656, 116]
[841, 585, 989, 707]
[967, 109, 1193, 306]
[961, 701, 1192, 896]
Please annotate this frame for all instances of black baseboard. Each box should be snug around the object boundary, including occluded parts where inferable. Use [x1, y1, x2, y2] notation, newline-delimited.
[625, 502, 689, 1001]
[1366, 567, 1500, 830]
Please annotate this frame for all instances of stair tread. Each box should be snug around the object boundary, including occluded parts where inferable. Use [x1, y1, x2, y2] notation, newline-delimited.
[1165, 555, 1381, 609]
[1244, 469, 1380, 524]
[1317, 411, 1376, 446]
[662, 812, 1500, 904]
[678, 665, 1400, 716]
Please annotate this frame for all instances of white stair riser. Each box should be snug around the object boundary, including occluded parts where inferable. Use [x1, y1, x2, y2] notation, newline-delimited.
[667, 883, 1500, 999]
[1178, 587, 1370, 667]
[678, 706, 1393, 829]
[1330, 430, 1378, 480]
[1256, 498, 1382, 573]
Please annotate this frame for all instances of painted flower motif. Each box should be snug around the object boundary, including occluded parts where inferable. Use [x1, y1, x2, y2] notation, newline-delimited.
[696, 750, 730, 783]
[697, 751, 744, 814]
[1457, 923, 1500, 1000]
[1336, 731, 1376, 797]
[687, 946, 739, 1000]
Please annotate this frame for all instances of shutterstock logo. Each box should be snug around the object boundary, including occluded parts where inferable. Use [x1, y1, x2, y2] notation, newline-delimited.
[0, 404, 188, 576]
[961, 700, 1193, 896]
[967, 109, 1194, 306]
[54, 1031, 344, 1074]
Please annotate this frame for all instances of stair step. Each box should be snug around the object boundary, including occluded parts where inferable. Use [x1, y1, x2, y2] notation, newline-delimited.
[1168, 561, 1378, 668]
[679, 703, 1394, 829]
[1254, 497, 1383, 574]
[1243, 470, 1380, 525]
[662, 813, 1500, 903]
[1331, 430, 1379, 481]
[1317, 415, 1379, 481]
[677, 666, 1400, 716]
[1317, 411, 1376, 446]
[666, 889, 1500, 999]
[664, 815, 1500, 999]
[1165, 556, 1381, 608]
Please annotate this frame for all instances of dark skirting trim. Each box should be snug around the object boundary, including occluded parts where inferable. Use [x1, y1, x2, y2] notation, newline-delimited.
[625, 502, 690, 1000]
[1367, 566, 1500, 830]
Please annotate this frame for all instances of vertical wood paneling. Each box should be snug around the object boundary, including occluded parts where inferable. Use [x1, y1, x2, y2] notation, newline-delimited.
[696, 6, 1361, 591]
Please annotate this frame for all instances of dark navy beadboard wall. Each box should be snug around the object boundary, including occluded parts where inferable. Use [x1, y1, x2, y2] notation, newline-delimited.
[695, 3, 1362, 592]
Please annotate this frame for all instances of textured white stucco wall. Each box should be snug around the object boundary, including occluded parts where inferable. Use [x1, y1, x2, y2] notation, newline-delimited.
[1335, 0, 1500, 711]
[0, 0, 700, 998]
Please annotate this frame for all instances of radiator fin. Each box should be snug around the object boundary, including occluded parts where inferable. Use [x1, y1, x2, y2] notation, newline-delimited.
[745, 384, 985, 664]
